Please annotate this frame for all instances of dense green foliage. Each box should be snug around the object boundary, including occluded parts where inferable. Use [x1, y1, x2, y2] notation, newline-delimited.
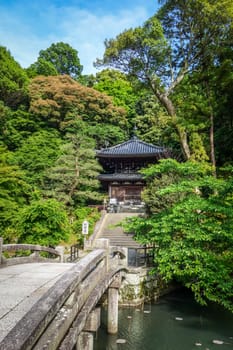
[72, 206, 101, 245]
[96, 0, 233, 164]
[125, 160, 233, 311]
[16, 199, 70, 246]
[93, 69, 139, 123]
[0, 1, 233, 311]
[0, 146, 30, 242]
[0, 46, 127, 246]
[95, 1, 233, 314]
[0, 46, 28, 109]
[42, 126, 102, 206]
[27, 42, 83, 79]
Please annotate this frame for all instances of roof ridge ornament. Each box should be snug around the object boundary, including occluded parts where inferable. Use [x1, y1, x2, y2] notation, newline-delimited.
[132, 125, 138, 140]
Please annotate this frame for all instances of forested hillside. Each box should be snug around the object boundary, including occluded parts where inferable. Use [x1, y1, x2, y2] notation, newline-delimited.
[0, 44, 128, 246]
[0, 1, 232, 309]
[109, 0, 233, 312]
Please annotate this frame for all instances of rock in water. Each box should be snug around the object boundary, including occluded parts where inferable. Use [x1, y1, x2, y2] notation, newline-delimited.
[212, 340, 224, 344]
[116, 339, 127, 344]
[175, 317, 183, 321]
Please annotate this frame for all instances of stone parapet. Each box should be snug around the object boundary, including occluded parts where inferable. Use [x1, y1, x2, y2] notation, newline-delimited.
[0, 237, 2, 265]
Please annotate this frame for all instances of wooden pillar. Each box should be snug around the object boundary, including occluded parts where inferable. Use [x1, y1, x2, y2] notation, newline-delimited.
[107, 287, 119, 334]
[76, 331, 93, 350]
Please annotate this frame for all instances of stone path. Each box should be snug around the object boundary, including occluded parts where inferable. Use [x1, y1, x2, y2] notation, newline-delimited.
[0, 213, 143, 343]
[0, 262, 75, 342]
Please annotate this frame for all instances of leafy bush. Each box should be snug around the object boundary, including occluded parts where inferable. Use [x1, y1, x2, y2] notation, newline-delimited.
[17, 199, 70, 246]
[126, 160, 233, 312]
[72, 206, 101, 241]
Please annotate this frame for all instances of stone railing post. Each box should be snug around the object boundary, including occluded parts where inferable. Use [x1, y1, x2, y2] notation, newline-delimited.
[120, 247, 128, 267]
[76, 332, 93, 350]
[107, 274, 121, 334]
[55, 246, 65, 262]
[93, 238, 110, 271]
[76, 307, 101, 350]
[107, 287, 118, 334]
[0, 237, 3, 265]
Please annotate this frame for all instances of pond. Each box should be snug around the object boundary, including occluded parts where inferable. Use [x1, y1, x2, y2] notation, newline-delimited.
[94, 289, 233, 350]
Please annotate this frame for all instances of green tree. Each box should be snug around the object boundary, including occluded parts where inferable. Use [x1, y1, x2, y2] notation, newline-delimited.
[96, 1, 233, 162]
[26, 58, 58, 78]
[159, 0, 233, 168]
[170, 76, 211, 162]
[126, 160, 233, 311]
[0, 146, 30, 241]
[36, 42, 83, 78]
[0, 46, 28, 108]
[0, 107, 41, 150]
[0, 102, 10, 144]
[87, 123, 126, 149]
[17, 198, 70, 246]
[29, 75, 127, 130]
[140, 159, 212, 214]
[43, 120, 102, 206]
[133, 94, 176, 148]
[93, 69, 139, 122]
[14, 130, 62, 187]
[211, 39, 233, 165]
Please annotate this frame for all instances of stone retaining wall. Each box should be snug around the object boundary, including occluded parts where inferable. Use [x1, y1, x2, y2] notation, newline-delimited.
[119, 267, 160, 306]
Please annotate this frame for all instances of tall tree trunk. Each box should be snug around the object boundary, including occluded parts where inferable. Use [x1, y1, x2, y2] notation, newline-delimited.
[154, 88, 191, 160]
[209, 110, 216, 175]
[205, 82, 216, 177]
[175, 125, 191, 160]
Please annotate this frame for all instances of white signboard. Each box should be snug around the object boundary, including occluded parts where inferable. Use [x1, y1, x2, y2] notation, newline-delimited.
[82, 220, 89, 235]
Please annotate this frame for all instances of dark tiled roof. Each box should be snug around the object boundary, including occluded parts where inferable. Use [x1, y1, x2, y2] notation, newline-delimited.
[98, 173, 143, 181]
[97, 136, 167, 158]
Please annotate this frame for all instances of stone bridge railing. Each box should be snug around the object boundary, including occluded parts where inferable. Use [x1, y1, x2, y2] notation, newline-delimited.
[0, 237, 62, 266]
[0, 239, 126, 350]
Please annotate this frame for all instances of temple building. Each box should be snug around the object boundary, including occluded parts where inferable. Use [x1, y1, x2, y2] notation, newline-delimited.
[96, 136, 169, 206]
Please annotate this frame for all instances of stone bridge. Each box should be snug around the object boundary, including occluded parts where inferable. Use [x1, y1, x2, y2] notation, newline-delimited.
[0, 238, 127, 350]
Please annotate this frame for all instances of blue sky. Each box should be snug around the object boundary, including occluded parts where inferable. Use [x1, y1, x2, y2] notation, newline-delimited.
[0, 0, 159, 74]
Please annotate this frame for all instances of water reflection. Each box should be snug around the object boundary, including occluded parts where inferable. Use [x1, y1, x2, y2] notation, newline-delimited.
[94, 289, 233, 350]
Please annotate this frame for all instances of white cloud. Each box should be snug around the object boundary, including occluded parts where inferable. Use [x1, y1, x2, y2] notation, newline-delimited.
[58, 6, 150, 73]
[0, 4, 152, 74]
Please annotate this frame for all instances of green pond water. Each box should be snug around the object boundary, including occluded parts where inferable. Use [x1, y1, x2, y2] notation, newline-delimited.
[94, 289, 233, 350]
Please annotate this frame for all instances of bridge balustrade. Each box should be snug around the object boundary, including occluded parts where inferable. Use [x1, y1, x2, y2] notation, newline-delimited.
[0, 238, 62, 266]
[0, 239, 126, 350]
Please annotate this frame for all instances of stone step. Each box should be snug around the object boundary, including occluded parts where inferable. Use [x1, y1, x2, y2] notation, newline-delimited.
[97, 212, 142, 248]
